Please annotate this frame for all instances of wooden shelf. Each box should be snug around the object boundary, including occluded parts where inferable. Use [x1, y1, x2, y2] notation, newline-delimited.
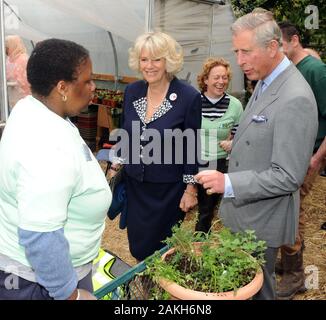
[91, 103, 117, 109]
[92, 73, 138, 84]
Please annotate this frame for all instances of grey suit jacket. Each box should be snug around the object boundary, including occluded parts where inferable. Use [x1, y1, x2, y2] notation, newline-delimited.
[220, 64, 318, 247]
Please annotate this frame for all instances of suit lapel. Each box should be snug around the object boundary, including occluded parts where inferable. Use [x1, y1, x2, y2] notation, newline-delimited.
[132, 78, 177, 124]
[233, 64, 296, 147]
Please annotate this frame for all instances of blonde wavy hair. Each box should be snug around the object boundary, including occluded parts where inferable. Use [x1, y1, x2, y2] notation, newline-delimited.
[197, 57, 232, 93]
[129, 31, 184, 80]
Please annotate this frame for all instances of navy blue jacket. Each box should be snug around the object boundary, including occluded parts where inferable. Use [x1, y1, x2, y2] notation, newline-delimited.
[119, 77, 202, 183]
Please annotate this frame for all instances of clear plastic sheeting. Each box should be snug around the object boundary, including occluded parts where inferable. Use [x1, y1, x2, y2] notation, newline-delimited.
[44, 0, 146, 43]
[4, 0, 48, 41]
[1, 0, 245, 125]
[153, 0, 213, 87]
[3, 0, 242, 89]
[3, 0, 147, 77]
[211, 2, 244, 94]
[152, 0, 243, 94]
[5, 0, 147, 42]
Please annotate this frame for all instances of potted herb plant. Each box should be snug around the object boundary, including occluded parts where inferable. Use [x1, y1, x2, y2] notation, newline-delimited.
[144, 220, 266, 300]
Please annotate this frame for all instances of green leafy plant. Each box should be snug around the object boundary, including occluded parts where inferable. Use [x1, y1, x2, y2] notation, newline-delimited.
[144, 219, 266, 298]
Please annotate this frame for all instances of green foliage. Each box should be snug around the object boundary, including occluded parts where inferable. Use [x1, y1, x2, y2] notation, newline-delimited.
[230, 0, 326, 61]
[144, 221, 266, 297]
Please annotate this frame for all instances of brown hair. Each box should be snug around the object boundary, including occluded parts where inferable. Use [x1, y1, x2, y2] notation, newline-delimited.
[197, 57, 232, 92]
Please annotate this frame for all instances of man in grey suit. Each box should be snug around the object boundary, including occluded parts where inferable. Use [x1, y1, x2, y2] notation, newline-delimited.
[195, 9, 318, 300]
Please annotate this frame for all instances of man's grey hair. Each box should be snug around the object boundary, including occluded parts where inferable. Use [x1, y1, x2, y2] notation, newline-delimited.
[231, 8, 282, 48]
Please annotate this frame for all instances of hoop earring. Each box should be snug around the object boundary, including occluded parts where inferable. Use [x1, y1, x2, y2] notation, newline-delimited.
[62, 95, 67, 102]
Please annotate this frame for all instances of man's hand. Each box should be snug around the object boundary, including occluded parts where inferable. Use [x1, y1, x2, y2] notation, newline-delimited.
[308, 155, 320, 175]
[195, 170, 225, 195]
[308, 137, 326, 176]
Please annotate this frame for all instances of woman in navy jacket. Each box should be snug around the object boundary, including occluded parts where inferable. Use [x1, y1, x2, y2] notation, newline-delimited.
[110, 32, 201, 261]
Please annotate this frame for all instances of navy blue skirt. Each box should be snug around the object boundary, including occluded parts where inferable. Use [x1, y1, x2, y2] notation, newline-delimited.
[125, 176, 185, 261]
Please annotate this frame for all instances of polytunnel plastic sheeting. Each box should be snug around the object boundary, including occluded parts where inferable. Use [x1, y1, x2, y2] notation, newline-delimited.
[5, 19, 48, 43]
[3, 0, 243, 92]
[5, 0, 147, 43]
[1, 0, 245, 124]
[4, 0, 145, 77]
[211, 2, 244, 95]
[152, 0, 244, 95]
[42, 0, 147, 43]
[4, 1, 48, 41]
[152, 0, 214, 87]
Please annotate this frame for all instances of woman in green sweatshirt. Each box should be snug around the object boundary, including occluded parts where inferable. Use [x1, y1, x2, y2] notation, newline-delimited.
[196, 58, 243, 233]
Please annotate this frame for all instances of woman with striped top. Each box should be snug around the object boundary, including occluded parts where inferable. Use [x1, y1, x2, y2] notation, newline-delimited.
[196, 58, 243, 233]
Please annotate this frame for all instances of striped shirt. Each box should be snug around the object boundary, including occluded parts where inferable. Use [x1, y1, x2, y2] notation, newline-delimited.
[201, 93, 239, 135]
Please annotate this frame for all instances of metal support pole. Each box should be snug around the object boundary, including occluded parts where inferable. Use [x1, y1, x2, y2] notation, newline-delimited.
[208, 4, 215, 57]
[107, 31, 119, 90]
[146, 0, 154, 32]
[0, 0, 9, 124]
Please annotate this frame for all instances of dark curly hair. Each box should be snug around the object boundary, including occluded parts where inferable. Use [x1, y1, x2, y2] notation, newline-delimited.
[27, 38, 89, 96]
